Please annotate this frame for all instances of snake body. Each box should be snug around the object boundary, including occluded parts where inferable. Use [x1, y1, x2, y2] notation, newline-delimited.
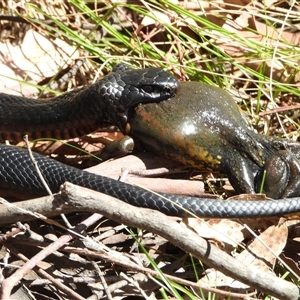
[1, 143, 300, 218]
[1, 64, 300, 218]
[0, 65, 177, 140]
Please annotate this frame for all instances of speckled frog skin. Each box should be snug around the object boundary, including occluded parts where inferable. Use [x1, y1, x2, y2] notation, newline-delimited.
[128, 81, 300, 198]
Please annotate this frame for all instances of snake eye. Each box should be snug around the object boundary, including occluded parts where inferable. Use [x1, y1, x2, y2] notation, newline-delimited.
[142, 85, 154, 93]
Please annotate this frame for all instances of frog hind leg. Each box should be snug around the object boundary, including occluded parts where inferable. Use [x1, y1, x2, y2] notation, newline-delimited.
[221, 127, 268, 169]
[222, 151, 259, 194]
[260, 150, 300, 198]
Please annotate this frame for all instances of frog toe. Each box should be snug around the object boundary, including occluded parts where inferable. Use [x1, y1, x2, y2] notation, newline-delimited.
[261, 150, 300, 198]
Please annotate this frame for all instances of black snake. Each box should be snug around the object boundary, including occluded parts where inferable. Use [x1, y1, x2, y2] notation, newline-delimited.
[1, 64, 300, 218]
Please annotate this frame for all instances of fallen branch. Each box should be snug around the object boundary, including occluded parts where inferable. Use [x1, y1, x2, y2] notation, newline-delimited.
[0, 182, 298, 299]
[1, 212, 103, 300]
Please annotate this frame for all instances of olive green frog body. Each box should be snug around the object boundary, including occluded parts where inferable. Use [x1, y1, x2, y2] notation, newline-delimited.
[128, 81, 300, 197]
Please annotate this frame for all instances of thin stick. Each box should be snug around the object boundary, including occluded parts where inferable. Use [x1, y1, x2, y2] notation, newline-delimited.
[23, 135, 72, 228]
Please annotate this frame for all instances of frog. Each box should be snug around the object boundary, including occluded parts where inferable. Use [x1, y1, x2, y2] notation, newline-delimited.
[125, 81, 300, 198]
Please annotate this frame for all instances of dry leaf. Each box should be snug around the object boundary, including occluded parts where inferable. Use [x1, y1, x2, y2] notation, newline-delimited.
[0, 29, 79, 96]
[141, 9, 171, 27]
[281, 253, 300, 277]
[216, 6, 300, 82]
[199, 268, 250, 293]
[198, 224, 288, 293]
[186, 218, 244, 251]
[237, 224, 288, 270]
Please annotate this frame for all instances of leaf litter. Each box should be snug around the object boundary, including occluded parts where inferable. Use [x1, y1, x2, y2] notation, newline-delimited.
[0, 0, 300, 299]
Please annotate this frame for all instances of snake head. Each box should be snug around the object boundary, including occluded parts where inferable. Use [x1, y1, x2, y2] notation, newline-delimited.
[99, 67, 179, 131]
[118, 67, 178, 105]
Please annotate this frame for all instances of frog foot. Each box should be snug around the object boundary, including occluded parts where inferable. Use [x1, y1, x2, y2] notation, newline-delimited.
[259, 150, 300, 198]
